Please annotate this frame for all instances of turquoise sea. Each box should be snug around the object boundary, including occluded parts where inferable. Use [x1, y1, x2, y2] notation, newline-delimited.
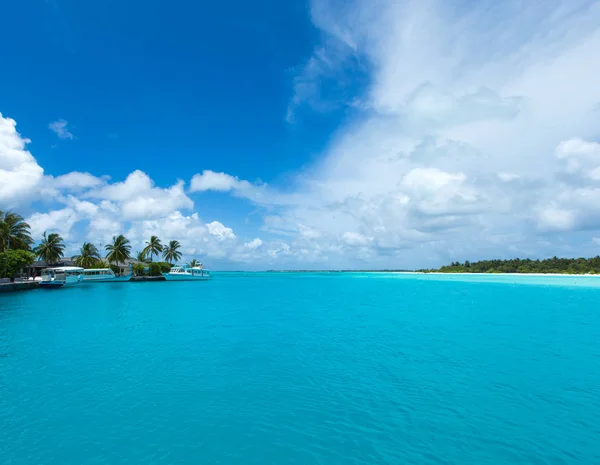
[1, 272, 600, 464]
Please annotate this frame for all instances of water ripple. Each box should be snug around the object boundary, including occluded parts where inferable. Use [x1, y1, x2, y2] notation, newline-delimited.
[1, 274, 600, 464]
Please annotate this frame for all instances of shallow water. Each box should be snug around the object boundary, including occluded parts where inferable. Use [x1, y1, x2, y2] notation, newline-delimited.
[1, 272, 599, 464]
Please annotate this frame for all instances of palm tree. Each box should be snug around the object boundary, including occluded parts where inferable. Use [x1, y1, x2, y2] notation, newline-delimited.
[95, 259, 109, 268]
[135, 250, 150, 263]
[188, 259, 201, 268]
[0, 211, 33, 252]
[33, 232, 65, 265]
[142, 235, 163, 262]
[162, 240, 182, 265]
[105, 235, 131, 266]
[72, 242, 100, 268]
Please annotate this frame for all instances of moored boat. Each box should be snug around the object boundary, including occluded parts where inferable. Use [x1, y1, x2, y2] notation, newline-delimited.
[39, 267, 84, 288]
[81, 265, 132, 283]
[162, 265, 211, 281]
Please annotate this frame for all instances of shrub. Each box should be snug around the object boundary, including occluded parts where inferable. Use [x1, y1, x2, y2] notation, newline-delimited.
[148, 262, 162, 276]
[0, 250, 35, 281]
[132, 263, 146, 276]
[90, 260, 109, 269]
[157, 262, 172, 273]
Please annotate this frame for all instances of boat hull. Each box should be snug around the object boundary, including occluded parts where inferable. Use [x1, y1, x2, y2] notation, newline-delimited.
[161, 273, 211, 281]
[39, 280, 80, 289]
[82, 275, 132, 283]
[39, 282, 66, 289]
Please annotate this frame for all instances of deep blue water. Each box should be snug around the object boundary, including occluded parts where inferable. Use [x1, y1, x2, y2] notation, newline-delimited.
[1, 272, 600, 464]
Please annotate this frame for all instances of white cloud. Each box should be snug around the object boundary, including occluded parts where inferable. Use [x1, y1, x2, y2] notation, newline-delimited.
[206, 221, 236, 240]
[555, 138, 600, 179]
[27, 208, 80, 240]
[498, 172, 520, 182]
[189, 170, 249, 192]
[244, 238, 263, 249]
[52, 172, 107, 190]
[88, 170, 194, 220]
[536, 206, 576, 232]
[401, 167, 466, 192]
[201, 0, 599, 267]
[556, 138, 600, 158]
[189, 170, 274, 205]
[341, 231, 372, 246]
[0, 113, 45, 208]
[49, 119, 74, 140]
[123, 212, 244, 262]
[267, 241, 292, 259]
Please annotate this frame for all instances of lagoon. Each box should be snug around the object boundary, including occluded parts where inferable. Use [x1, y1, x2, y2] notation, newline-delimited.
[1, 272, 599, 464]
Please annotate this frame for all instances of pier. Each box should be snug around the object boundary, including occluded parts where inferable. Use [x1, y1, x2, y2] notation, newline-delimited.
[0, 281, 40, 293]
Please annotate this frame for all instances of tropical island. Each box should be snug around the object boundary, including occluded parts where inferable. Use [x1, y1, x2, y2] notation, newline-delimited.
[419, 257, 600, 275]
[1, 209, 198, 282]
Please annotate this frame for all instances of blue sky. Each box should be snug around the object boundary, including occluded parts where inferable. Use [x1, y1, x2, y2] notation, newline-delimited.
[2, 0, 600, 269]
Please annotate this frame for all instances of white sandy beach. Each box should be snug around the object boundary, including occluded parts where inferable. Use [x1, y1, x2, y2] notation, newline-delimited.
[396, 272, 600, 278]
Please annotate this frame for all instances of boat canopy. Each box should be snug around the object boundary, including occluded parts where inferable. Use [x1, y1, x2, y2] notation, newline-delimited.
[43, 267, 84, 272]
[82, 268, 114, 275]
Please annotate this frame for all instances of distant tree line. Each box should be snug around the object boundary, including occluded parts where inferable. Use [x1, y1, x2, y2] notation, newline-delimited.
[421, 256, 600, 274]
[1, 210, 201, 280]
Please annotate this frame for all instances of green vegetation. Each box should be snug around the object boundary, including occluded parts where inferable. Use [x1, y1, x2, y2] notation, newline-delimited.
[109, 264, 122, 275]
[0, 211, 33, 252]
[148, 262, 172, 276]
[90, 259, 110, 269]
[0, 250, 35, 280]
[135, 251, 150, 263]
[72, 242, 101, 268]
[34, 232, 65, 265]
[132, 263, 146, 276]
[105, 235, 132, 266]
[188, 259, 201, 267]
[142, 235, 163, 262]
[162, 240, 182, 264]
[422, 257, 600, 274]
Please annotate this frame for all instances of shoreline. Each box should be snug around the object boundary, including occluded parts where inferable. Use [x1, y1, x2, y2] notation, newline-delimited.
[396, 272, 600, 278]
[264, 270, 600, 277]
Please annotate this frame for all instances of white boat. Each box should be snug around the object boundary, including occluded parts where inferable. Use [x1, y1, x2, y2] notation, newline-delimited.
[81, 265, 132, 283]
[162, 265, 212, 281]
[39, 266, 84, 288]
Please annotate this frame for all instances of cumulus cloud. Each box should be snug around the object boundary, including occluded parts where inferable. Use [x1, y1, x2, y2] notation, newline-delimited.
[244, 238, 263, 249]
[124, 213, 244, 262]
[49, 119, 74, 140]
[51, 171, 107, 190]
[28, 207, 81, 240]
[189, 170, 273, 205]
[555, 138, 600, 180]
[341, 231, 372, 246]
[0, 113, 45, 208]
[206, 221, 236, 240]
[224, 0, 600, 267]
[88, 170, 194, 220]
[189, 170, 249, 192]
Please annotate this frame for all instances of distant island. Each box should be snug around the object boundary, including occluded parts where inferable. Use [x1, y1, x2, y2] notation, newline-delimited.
[419, 257, 600, 275]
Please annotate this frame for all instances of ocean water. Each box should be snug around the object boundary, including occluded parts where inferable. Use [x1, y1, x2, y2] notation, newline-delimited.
[1, 272, 599, 465]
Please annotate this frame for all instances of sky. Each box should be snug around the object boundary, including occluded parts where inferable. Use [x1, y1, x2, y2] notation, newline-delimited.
[2, 0, 600, 270]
